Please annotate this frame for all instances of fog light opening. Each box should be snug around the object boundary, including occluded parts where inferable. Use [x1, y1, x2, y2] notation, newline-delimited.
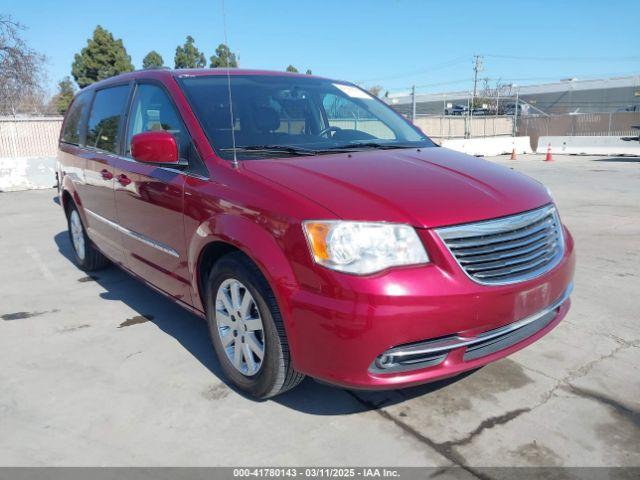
[376, 354, 396, 369]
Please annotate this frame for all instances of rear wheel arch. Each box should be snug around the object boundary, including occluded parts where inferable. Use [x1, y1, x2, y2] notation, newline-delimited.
[61, 190, 73, 215]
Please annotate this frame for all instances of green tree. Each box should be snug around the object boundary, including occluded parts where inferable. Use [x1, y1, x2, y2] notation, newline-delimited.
[53, 77, 75, 114]
[305, 69, 312, 75]
[174, 36, 206, 69]
[209, 43, 238, 68]
[367, 85, 383, 97]
[285, 65, 298, 73]
[142, 50, 164, 69]
[71, 26, 134, 88]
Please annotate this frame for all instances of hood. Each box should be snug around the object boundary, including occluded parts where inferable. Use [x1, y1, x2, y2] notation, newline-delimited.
[243, 147, 551, 228]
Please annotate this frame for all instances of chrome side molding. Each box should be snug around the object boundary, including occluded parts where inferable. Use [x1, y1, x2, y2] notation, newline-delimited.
[85, 209, 180, 258]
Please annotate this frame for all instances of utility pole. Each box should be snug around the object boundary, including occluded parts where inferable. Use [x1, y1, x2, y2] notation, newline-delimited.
[411, 85, 416, 123]
[469, 55, 483, 138]
[513, 86, 519, 137]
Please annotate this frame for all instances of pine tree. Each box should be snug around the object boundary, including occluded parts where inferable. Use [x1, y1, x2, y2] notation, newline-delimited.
[54, 77, 75, 114]
[174, 36, 206, 69]
[209, 43, 238, 68]
[71, 26, 134, 88]
[142, 51, 164, 69]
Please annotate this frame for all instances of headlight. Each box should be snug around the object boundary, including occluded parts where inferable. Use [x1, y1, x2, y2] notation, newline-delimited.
[302, 221, 429, 274]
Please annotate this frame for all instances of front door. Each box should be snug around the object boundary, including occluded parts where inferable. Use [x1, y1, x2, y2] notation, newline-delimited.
[113, 82, 196, 303]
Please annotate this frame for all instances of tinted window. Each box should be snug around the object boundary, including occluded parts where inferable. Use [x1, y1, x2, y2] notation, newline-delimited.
[86, 85, 130, 153]
[322, 93, 395, 140]
[126, 84, 188, 157]
[125, 83, 206, 176]
[179, 75, 433, 160]
[61, 91, 92, 145]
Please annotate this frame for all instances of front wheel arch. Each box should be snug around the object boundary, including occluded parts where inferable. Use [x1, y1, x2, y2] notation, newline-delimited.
[188, 216, 302, 369]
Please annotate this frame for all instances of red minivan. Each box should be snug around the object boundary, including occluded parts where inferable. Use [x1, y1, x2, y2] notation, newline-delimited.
[57, 69, 575, 398]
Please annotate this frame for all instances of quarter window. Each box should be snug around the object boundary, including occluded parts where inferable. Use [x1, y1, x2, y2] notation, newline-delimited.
[86, 85, 130, 154]
[61, 91, 92, 145]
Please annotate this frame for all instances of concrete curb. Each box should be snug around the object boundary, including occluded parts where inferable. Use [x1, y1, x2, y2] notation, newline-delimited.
[441, 136, 532, 156]
[0, 157, 56, 192]
[536, 136, 640, 156]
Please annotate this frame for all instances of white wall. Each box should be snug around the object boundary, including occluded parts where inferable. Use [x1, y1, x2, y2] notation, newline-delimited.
[536, 136, 640, 156]
[441, 136, 532, 156]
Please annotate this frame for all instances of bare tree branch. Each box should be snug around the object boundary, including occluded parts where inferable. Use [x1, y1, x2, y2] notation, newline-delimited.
[0, 14, 47, 116]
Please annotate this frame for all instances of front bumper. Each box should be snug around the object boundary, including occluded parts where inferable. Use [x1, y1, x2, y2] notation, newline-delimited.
[286, 226, 575, 389]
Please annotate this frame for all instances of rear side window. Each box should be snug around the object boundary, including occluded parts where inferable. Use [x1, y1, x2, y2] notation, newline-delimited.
[61, 91, 92, 145]
[86, 85, 130, 154]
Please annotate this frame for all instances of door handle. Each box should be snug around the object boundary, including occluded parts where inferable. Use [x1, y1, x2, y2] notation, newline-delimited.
[117, 174, 132, 186]
[100, 169, 113, 180]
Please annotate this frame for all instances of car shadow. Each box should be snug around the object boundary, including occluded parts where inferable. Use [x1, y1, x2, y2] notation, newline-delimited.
[54, 230, 476, 415]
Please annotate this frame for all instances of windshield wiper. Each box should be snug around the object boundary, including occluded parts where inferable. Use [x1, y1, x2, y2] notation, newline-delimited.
[326, 142, 417, 151]
[221, 145, 318, 156]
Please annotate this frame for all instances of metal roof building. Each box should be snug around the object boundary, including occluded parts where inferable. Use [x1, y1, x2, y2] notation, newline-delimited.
[386, 75, 640, 115]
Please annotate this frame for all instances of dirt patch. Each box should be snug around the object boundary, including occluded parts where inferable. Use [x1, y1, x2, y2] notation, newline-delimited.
[202, 384, 230, 400]
[512, 441, 562, 466]
[118, 314, 154, 328]
[78, 275, 98, 283]
[59, 324, 90, 333]
[2, 309, 59, 321]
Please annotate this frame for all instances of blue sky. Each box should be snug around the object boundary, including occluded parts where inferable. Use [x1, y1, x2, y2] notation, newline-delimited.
[7, 0, 640, 95]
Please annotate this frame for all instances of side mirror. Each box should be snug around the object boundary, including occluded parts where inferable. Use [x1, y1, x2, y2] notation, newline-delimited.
[131, 131, 179, 164]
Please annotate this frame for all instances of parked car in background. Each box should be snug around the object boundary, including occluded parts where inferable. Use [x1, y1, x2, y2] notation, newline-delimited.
[471, 106, 490, 116]
[57, 69, 575, 399]
[445, 104, 468, 116]
[501, 103, 524, 116]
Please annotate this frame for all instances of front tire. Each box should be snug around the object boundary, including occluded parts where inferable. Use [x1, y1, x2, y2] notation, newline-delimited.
[66, 203, 110, 271]
[205, 252, 304, 399]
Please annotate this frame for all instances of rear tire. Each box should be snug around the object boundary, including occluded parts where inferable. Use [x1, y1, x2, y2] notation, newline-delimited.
[205, 252, 304, 399]
[66, 203, 110, 272]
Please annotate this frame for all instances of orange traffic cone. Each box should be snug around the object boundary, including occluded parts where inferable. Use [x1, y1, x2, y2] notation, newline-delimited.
[510, 148, 517, 160]
[544, 143, 553, 162]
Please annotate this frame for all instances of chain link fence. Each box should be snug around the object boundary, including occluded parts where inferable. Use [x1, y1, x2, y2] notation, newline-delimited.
[519, 112, 640, 150]
[0, 117, 63, 158]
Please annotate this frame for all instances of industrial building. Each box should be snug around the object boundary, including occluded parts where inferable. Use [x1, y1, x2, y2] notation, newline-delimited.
[386, 75, 640, 116]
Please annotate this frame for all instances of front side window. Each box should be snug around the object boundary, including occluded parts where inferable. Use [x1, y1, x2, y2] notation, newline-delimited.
[61, 91, 92, 145]
[179, 75, 434, 160]
[125, 84, 189, 158]
[86, 85, 130, 154]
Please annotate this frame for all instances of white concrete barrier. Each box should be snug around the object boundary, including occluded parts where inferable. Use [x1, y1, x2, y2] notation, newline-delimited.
[441, 136, 532, 157]
[536, 136, 640, 156]
[0, 157, 56, 192]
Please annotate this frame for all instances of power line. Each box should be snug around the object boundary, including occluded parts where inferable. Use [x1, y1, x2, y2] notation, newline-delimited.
[386, 70, 640, 96]
[357, 57, 468, 84]
[484, 54, 640, 62]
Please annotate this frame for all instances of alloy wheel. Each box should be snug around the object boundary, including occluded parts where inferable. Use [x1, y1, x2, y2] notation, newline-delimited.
[215, 278, 266, 376]
[70, 210, 86, 261]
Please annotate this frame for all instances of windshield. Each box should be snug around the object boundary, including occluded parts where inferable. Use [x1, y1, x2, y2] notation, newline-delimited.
[178, 75, 436, 159]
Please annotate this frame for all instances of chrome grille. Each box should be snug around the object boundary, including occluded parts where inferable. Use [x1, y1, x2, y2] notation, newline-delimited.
[436, 205, 564, 285]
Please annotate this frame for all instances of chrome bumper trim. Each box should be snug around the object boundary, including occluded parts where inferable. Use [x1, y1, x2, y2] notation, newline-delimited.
[382, 282, 573, 359]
